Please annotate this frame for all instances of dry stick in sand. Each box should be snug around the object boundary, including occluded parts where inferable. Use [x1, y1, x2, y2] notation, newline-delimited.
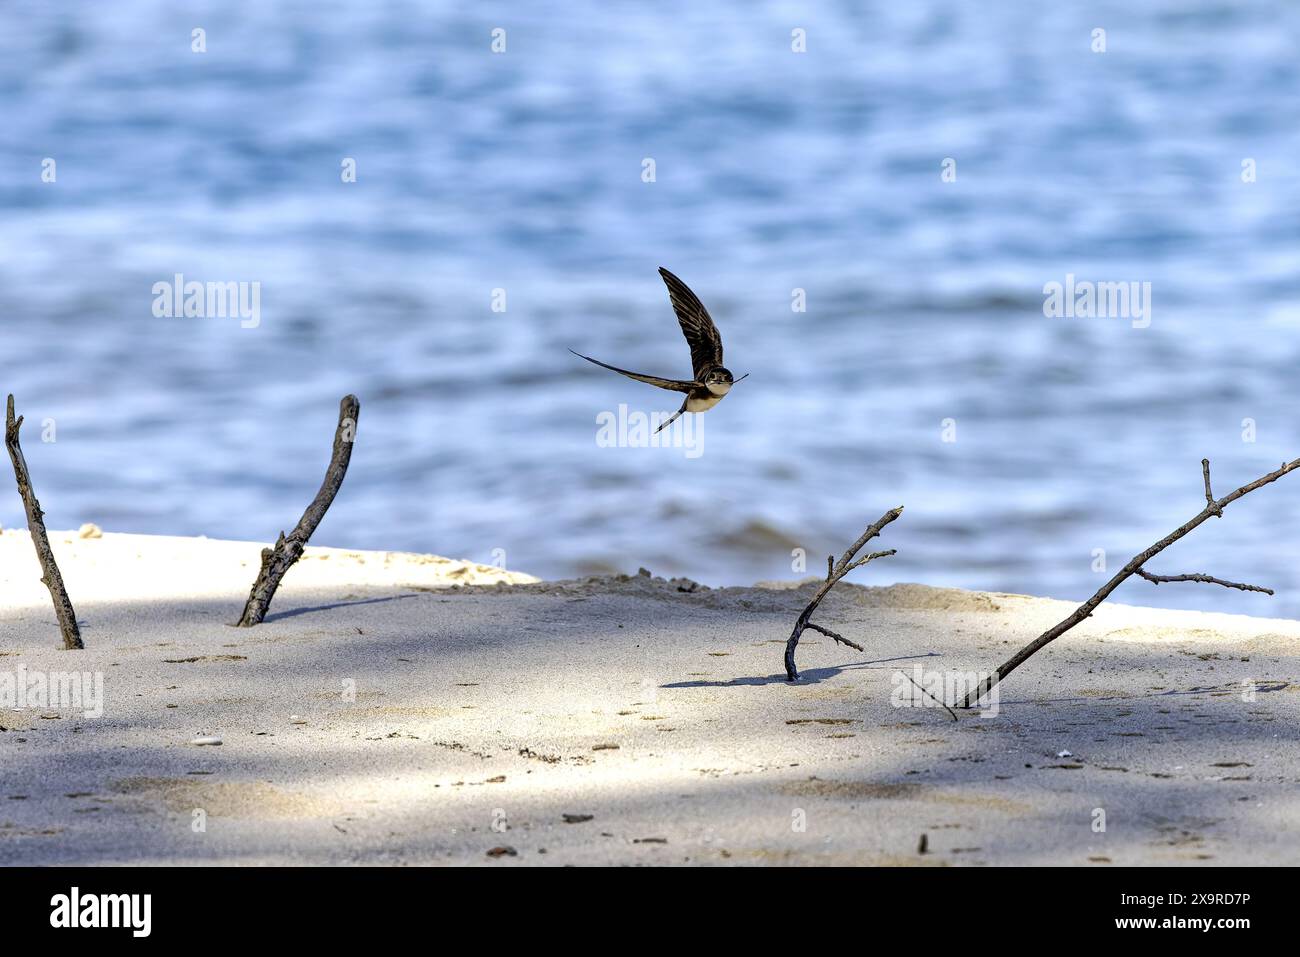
[4, 394, 83, 649]
[784, 506, 903, 681]
[958, 457, 1291, 710]
[234, 395, 360, 627]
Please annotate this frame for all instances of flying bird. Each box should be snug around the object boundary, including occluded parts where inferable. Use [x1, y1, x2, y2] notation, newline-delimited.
[571, 267, 747, 433]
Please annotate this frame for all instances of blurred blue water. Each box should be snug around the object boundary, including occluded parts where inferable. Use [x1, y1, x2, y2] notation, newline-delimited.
[2, 1, 1300, 615]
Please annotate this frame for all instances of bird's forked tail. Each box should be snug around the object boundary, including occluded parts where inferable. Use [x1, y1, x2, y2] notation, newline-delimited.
[655, 401, 688, 434]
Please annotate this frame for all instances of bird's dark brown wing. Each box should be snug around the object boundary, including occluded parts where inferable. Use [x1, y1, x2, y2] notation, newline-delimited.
[569, 350, 698, 393]
[658, 267, 723, 380]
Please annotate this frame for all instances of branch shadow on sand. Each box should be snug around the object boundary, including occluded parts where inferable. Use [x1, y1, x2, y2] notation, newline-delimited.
[261, 593, 420, 622]
[662, 651, 943, 688]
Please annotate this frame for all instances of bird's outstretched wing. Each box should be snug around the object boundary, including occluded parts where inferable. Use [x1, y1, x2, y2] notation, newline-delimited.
[658, 267, 723, 380]
[569, 349, 698, 393]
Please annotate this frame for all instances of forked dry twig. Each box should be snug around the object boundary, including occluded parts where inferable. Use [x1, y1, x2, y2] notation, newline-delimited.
[784, 507, 903, 680]
[958, 458, 1289, 708]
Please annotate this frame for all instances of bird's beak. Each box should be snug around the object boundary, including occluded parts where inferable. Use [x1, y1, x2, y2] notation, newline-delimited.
[733, 373, 750, 384]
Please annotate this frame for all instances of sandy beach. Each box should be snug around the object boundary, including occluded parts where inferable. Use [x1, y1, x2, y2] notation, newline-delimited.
[1, 528, 1296, 866]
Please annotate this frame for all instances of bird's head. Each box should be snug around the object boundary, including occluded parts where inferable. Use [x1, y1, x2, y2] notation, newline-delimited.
[704, 368, 735, 395]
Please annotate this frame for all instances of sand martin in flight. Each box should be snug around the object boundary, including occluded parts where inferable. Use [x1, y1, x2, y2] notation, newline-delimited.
[571, 267, 747, 433]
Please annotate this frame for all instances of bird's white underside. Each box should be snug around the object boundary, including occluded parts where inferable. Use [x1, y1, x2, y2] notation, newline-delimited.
[686, 393, 723, 412]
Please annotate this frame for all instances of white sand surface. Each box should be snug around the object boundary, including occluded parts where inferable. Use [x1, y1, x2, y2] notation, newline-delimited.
[1, 529, 1296, 865]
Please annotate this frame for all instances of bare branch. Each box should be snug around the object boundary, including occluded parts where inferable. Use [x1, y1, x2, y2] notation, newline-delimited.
[235, 395, 360, 627]
[1202, 458, 1222, 516]
[959, 457, 1297, 708]
[845, 549, 897, 573]
[785, 507, 903, 680]
[832, 509, 902, 577]
[803, 621, 864, 652]
[1136, 567, 1272, 595]
[5, 395, 82, 649]
[903, 671, 957, 722]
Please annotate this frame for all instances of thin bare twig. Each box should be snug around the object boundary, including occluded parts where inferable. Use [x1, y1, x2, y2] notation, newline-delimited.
[5, 395, 82, 649]
[784, 507, 903, 680]
[1202, 458, 1222, 516]
[903, 671, 957, 722]
[803, 621, 864, 652]
[958, 457, 1293, 708]
[234, 395, 360, 627]
[1135, 567, 1272, 595]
